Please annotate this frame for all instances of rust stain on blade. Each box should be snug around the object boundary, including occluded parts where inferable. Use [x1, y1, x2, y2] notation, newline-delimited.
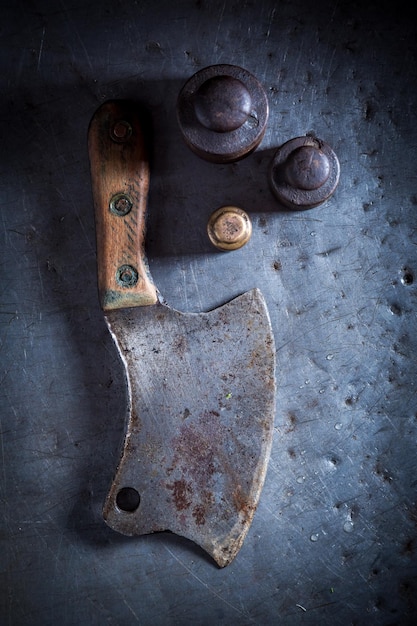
[103, 288, 276, 567]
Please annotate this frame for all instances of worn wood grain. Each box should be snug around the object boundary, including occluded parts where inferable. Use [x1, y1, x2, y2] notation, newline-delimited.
[89, 100, 157, 310]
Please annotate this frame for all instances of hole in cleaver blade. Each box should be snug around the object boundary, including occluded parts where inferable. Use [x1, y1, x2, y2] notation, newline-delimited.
[103, 287, 276, 567]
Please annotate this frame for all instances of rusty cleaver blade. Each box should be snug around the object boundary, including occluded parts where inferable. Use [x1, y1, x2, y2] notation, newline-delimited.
[88, 100, 276, 567]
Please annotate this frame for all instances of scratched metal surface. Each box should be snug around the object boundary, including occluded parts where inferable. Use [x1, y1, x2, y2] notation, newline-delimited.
[103, 290, 275, 568]
[1, 0, 417, 624]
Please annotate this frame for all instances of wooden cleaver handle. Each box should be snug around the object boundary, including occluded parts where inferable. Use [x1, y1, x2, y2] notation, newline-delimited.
[88, 100, 158, 310]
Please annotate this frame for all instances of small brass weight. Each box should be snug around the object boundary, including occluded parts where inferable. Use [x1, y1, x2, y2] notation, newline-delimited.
[207, 206, 252, 251]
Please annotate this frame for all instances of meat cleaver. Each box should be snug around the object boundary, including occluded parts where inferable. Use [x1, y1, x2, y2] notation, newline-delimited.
[88, 100, 276, 567]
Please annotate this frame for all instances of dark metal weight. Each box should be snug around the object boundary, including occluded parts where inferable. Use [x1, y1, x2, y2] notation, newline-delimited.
[177, 64, 269, 163]
[269, 135, 340, 209]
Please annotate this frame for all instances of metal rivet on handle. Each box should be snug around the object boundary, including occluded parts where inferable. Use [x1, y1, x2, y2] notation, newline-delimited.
[110, 120, 132, 143]
[109, 193, 133, 216]
[116, 265, 138, 288]
[269, 136, 340, 210]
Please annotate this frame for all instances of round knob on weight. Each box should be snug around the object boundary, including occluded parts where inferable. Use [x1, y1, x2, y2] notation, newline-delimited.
[269, 136, 340, 210]
[177, 64, 269, 163]
[194, 75, 252, 133]
[284, 146, 330, 191]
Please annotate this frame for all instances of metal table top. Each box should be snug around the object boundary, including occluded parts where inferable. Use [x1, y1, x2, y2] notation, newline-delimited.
[1, 0, 417, 623]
